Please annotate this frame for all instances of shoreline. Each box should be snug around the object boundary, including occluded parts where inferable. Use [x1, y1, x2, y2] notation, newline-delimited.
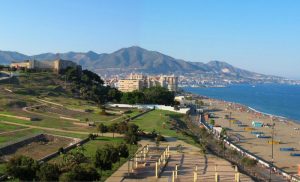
[188, 91, 300, 125]
[189, 92, 300, 174]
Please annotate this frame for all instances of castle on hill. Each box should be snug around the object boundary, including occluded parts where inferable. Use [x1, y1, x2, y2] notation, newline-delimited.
[10, 59, 81, 73]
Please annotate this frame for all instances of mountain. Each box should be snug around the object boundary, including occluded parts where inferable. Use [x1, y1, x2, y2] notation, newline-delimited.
[0, 51, 29, 65]
[0, 46, 282, 82]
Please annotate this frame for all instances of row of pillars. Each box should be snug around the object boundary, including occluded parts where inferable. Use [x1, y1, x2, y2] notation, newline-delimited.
[128, 144, 149, 175]
[155, 145, 170, 178]
[171, 165, 240, 182]
[133, 144, 150, 168]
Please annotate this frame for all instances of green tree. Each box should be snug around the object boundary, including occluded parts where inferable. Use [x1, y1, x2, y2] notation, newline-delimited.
[95, 148, 113, 171]
[108, 123, 118, 138]
[98, 123, 108, 136]
[143, 86, 175, 105]
[116, 121, 128, 134]
[210, 119, 215, 126]
[109, 145, 120, 163]
[59, 164, 99, 182]
[125, 123, 139, 144]
[107, 88, 122, 102]
[118, 143, 129, 158]
[61, 146, 87, 171]
[6, 155, 39, 181]
[36, 163, 60, 181]
[220, 128, 227, 139]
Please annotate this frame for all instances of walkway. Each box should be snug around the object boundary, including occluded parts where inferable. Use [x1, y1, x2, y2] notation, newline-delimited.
[107, 137, 253, 182]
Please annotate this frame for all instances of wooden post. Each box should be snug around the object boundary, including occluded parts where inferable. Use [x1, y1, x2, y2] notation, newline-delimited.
[172, 171, 175, 182]
[235, 165, 238, 172]
[215, 172, 218, 182]
[135, 157, 138, 168]
[195, 165, 198, 171]
[236, 172, 240, 182]
[158, 158, 161, 165]
[131, 158, 134, 172]
[194, 171, 197, 182]
[175, 164, 178, 178]
[127, 159, 130, 176]
[155, 162, 158, 178]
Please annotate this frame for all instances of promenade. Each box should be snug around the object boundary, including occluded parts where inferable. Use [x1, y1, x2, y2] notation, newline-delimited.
[107, 137, 253, 182]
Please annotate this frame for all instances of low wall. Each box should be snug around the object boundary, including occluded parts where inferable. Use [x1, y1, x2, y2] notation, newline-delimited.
[0, 134, 81, 157]
[0, 133, 43, 154]
[0, 134, 90, 181]
[108, 104, 190, 114]
[39, 137, 90, 163]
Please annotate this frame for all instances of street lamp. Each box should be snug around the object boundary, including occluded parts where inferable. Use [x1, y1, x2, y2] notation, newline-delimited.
[229, 112, 232, 129]
[119, 152, 121, 166]
[269, 117, 275, 182]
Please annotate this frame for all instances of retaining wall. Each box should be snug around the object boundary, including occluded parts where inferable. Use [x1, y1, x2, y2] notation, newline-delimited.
[0, 134, 44, 155]
[39, 137, 90, 163]
[108, 104, 190, 114]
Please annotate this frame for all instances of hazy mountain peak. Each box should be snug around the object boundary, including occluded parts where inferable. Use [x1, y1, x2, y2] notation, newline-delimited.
[0, 46, 280, 81]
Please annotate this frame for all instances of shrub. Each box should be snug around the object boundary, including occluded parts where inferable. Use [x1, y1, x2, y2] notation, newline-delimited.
[156, 134, 165, 142]
[36, 163, 60, 181]
[6, 155, 39, 181]
[118, 143, 129, 158]
[241, 157, 257, 167]
[58, 147, 65, 154]
[59, 164, 99, 182]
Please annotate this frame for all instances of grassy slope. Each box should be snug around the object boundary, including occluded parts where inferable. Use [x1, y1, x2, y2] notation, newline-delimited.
[132, 109, 199, 145]
[0, 72, 144, 135]
[0, 72, 141, 180]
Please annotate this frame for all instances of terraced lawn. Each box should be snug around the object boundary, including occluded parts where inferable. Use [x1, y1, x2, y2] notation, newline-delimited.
[0, 128, 42, 146]
[0, 123, 25, 132]
[131, 109, 199, 145]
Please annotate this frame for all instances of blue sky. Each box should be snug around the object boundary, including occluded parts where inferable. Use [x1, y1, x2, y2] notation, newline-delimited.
[0, 0, 300, 78]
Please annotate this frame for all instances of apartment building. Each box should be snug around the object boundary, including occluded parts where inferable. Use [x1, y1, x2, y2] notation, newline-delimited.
[118, 79, 144, 92]
[118, 73, 178, 92]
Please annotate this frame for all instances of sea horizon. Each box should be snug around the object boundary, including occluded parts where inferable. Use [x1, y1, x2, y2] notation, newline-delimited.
[184, 83, 300, 123]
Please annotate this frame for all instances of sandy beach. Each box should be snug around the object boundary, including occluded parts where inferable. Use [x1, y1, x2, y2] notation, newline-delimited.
[203, 98, 300, 174]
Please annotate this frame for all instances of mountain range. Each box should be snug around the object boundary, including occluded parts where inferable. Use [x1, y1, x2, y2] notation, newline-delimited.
[0, 46, 282, 82]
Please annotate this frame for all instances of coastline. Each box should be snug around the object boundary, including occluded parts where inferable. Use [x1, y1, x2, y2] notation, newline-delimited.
[188, 92, 300, 174]
[184, 85, 300, 124]
[197, 92, 300, 127]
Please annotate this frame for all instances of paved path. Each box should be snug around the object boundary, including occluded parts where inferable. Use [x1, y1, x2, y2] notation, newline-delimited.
[107, 137, 253, 182]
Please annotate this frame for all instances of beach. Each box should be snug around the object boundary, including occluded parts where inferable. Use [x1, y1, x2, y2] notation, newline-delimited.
[203, 98, 300, 174]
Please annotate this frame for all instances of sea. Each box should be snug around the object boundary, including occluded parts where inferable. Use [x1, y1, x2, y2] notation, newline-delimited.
[184, 84, 300, 123]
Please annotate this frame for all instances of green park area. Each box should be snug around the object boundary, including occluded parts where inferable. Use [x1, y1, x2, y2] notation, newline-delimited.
[131, 109, 200, 146]
[0, 70, 182, 181]
[50, 136, 138, 182]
